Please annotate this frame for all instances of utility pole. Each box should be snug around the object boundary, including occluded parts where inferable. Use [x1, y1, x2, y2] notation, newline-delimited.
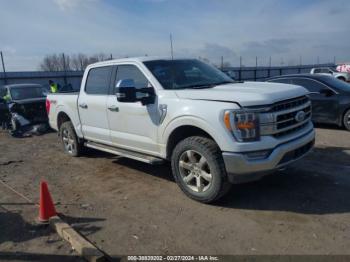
[62, 53, 67, 85]
[170, 33, 174, 60]
[333, 56, 336, 64]
[317, 56, 320, 65]
[1, 51, 7, 84]
[110, 54, 113, 60]
[268, 56, 272, 78]
[299, 55, 302, 66]
[239, 56, 242, 81]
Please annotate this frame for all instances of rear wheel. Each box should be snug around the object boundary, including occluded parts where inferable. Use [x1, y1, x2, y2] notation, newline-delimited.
[171, 136, 231, 203]
[59, 121, 82, 157]
[337, 76, 346, 82]
[343, 109, 350, 131]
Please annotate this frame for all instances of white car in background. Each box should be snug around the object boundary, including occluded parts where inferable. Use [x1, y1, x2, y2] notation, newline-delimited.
[310, 67, 350, 82]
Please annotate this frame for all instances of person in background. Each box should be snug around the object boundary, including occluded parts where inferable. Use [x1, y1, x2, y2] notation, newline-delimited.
[3, 89, 11, 102]
[49, 80, 58, 93]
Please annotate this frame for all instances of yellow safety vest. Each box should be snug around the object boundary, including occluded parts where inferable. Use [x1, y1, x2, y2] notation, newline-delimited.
[50, 83, 58, 93]
[3, 94, 10, 102]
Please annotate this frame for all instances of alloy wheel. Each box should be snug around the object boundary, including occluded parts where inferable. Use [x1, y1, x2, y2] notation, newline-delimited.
[178, 150, 212, 193]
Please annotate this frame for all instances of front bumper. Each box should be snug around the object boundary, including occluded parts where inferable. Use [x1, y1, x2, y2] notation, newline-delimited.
[223, 129, 315, 184]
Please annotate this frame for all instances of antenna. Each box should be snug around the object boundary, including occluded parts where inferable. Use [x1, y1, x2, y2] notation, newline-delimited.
[170, 33, 174, 60]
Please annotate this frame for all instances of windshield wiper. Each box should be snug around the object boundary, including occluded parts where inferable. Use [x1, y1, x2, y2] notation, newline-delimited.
[185, 84, 216, 89]
[212, 81, 235, 86]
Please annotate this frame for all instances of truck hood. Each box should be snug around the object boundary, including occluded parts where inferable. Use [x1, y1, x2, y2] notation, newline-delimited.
[175, 82, 308, 107]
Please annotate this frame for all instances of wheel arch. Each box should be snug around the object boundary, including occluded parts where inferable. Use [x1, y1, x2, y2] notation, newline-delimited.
[341, 106, 350, 128]
[166, 125, 218, 160]
[57, 111, 72, 131]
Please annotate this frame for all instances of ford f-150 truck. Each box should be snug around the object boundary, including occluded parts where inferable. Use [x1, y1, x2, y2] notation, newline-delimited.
[47, 57, 315, 203]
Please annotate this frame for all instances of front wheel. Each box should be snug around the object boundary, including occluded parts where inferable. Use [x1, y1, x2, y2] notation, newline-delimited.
[59, 121, 82, 157]
[171, 136, 231, 203]
[343, 109, 350, 131]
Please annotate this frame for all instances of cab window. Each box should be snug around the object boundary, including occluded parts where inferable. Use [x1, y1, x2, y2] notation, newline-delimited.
[85, 66, 112, 95]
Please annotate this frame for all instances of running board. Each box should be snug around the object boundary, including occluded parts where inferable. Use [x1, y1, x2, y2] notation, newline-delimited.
[85, 141, 164, 165]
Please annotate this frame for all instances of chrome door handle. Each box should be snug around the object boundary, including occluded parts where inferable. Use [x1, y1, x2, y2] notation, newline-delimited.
[79, 103, 88, 109]
[108, 105, 119, 112]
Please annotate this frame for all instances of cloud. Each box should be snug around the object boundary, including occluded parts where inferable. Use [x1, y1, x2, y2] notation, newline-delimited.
[1, 0, 350, 70]
[53, 0, 97, 11]
[196, 43, 238, 64]
[242, 39, 296, 56]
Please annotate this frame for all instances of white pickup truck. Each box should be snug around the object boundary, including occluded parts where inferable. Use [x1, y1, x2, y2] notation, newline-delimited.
[47, 57, 315, 203]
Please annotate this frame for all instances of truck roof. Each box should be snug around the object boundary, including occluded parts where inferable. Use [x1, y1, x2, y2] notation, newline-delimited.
[88, 56, 193, 68]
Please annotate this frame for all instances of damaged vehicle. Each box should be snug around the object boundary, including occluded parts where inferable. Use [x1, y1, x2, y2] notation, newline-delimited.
[0, 84, 49, 137]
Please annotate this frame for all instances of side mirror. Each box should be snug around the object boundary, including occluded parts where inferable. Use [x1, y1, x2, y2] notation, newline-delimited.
[116, 79, 155, 105]
[116, 79, 137, 103]
[319, 88, 334, 97]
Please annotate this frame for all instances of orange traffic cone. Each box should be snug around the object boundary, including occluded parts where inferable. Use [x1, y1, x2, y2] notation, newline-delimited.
[38, 181, 57, 223]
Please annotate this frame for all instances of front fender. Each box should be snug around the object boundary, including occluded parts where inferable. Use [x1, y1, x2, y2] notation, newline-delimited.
[161, 115, 229, 152]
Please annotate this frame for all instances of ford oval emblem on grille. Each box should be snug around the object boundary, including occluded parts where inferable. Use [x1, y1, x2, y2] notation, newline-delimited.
[295, 111, 306, 122]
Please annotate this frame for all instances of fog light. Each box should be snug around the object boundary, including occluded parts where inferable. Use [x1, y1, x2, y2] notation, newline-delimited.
[244, 150, 271, 160]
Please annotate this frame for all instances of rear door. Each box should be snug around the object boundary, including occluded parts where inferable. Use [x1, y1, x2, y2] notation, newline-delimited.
[291, 78, 339, 123]
[78, 66, 113, 143]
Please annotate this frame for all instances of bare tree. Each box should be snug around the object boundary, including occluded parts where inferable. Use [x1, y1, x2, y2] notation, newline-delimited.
[40, 53, 111, 72]
[71, 53, 90, 71]
[40, 53, 72, 71]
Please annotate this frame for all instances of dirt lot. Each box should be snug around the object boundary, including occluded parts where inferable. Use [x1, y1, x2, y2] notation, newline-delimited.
[0, 126, 350, 260]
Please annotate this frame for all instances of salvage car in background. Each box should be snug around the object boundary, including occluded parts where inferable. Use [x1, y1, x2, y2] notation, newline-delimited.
[267, 74, 350, 130]
[0, 84, 49, 136]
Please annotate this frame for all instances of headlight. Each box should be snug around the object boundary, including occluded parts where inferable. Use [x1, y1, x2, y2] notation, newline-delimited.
[224, 110, 260, 142]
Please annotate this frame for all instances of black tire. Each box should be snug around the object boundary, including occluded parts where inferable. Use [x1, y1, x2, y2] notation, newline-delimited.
[171, 136, 231, 203]
[337, 77, 346, 82]
[59, 121, 82, 157]
[343, 109, 350, 131]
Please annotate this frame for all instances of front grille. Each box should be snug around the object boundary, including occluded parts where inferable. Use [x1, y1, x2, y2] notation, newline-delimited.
[278, 140, 314, 165]
[274, 122, 309, 138]
[268, 96, 309, 112]
[260, 96, 312, 138]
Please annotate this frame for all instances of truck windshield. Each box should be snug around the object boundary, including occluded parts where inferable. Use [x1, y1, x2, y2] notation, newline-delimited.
[10, 86, 46, 100]
[143, 59, 234, 89]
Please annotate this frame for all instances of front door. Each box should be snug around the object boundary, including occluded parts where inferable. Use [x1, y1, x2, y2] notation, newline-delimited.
[106, 64, 160, 155]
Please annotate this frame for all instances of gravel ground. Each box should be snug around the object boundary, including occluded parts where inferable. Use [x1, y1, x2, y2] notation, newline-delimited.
[0, 126, 349, 260]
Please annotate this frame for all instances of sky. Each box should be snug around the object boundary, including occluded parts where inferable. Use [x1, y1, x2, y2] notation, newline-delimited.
[0, 0, 349, 71]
